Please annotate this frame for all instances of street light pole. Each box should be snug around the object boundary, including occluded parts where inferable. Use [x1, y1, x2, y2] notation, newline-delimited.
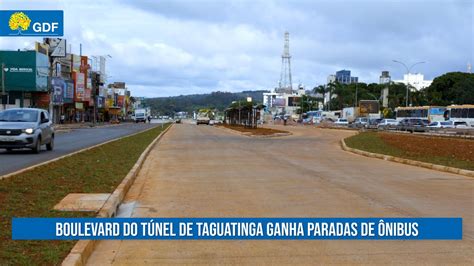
[392, 60, 425, 107]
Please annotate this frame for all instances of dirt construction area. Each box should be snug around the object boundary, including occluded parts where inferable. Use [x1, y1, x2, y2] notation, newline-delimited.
[87, 124, 473, 264]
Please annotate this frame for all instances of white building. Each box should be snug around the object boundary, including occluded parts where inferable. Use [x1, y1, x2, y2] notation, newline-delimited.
[394, 73, 432, 91]
[263, 85, 306, 118]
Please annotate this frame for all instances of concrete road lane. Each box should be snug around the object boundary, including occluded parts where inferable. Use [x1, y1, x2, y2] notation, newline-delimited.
[0, 123, 157, 176]
[88, 124, 473, 264]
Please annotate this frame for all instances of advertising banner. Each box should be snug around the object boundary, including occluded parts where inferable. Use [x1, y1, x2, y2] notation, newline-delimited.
[72, 54, 81, 72]
[64, 80, 74, 103]
[359, 100, 379, 115]
[51, 77, 65, 105]
[74, 72, 85, 101]
[84, 88, 91, 104]
[97, 96, 105, 108]
[273, 98, 286, 107]
[288, 96, 300, 107]
[117, 95, 125, 107]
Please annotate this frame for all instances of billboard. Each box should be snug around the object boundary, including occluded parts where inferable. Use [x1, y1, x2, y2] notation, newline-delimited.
[273, 98, 286, 107]
[51, 77, 65, 105]
[288, 96, 301, 107]
[74, 72, 85, 101]
[72, 54, 81, 72]
[64, 80, 74, 103]
[359, 100, 380, 115]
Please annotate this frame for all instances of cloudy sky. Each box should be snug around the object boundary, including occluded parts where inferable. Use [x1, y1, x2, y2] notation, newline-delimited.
[0, 0, 472, 97]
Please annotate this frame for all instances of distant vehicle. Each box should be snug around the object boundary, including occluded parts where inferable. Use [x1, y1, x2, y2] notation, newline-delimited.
[427, 121, 454, 128]
[334, 118, 349, 125]
[134, 108, 148, 123]
[196, 112, 210, 125]
[446, 105, 474, 127]
[397, 118, 429, 132]
[366, 118, 383, 128]
[0, 108, 54, 153]
[377, 119, 398, 129]
[395, 106, 446, 122]
[452, 120, 470, 129]
[353, 117, 368, 128]
[175, 118, 181, 124]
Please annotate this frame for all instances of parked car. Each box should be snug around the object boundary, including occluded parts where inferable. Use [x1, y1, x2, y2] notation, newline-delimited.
[452, 120, 470, 129]
[377, 119, 398, 129]
[0, 108, 54, 153]
[397, 118, 429, 132]
[334, 118, 349, 125]
[366, 118, 383, 128]
[427, 121, 454, 128]
[353, 117, 368, 128]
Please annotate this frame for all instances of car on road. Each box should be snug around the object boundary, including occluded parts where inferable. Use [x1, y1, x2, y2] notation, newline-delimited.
[334, 118, 349, 125]
[377, 119, 398, 129]
[0, 108, 54, 153]
[452, 120, 470, 129]
[353, 117, 368, 128]
[397, 118, 429, 132]
[427, 121, 454, 128]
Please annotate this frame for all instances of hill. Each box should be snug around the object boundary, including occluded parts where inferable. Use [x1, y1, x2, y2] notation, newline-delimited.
[143, 90, 269, 116]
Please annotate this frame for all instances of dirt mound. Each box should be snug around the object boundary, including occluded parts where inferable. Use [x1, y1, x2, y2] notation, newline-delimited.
[220, 124, 289, 136]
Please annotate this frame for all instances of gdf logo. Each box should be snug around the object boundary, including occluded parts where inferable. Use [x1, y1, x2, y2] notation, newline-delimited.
[1, 10, 63, 37]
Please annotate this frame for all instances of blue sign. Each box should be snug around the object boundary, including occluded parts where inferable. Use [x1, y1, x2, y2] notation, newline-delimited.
[12, 217, 462, 240]
[0, 10, 63, 37]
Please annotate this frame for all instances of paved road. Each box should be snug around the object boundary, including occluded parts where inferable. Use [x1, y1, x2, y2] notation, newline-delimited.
[88, 124, 473, 264]
[0, 123, 157, 176]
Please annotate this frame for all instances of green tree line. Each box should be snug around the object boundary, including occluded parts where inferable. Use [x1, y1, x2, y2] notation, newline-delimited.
[311, 72, 474, 112]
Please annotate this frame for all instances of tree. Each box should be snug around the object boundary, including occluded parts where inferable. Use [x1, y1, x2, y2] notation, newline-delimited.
[424, 72, 474, 105]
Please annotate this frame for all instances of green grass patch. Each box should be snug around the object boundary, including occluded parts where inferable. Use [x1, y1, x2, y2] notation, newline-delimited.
[345, 132, 474, 171]
[0, 124, 170, 265]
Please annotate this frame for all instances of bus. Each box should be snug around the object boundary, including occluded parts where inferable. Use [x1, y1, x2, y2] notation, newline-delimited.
[447, 105, 474, 127]
[395, 106, 446, 122]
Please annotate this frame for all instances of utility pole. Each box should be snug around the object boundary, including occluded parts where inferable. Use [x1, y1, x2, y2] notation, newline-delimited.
[1, 63, 6, 110]
[354, 82, 358, 107]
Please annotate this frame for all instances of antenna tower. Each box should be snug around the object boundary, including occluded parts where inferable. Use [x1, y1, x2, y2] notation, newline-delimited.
[279, 31, 292, 92]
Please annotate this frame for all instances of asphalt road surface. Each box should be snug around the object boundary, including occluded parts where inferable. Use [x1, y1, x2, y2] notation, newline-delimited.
[88, 124, 473, 264]
[0, 123, 157, 176]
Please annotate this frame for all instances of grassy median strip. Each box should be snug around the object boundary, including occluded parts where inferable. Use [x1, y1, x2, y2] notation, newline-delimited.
[345, 132, 474, 171]
[0, 124, 169, 265]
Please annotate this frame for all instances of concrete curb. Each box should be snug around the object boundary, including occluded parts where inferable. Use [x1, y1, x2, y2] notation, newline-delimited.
[61, 124, 172, 266]
[0, 125, 163, 180]
[215, 125, 292, 138]
[340, 138, 474, 178]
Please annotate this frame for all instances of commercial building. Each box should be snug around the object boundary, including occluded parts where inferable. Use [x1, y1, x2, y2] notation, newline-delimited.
[335, 70, 358, 84]
[263, 85, 305, 118]
[0, 50, 49, 110]
[1, 39, 135, 124]
[393, 73, 432, 91]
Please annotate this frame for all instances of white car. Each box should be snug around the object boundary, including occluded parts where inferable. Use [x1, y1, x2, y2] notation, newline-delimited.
[452, 120, 470, 129]
[427, 121, 454, 128]
[334, 118, 349, 125]
[377, 119, 398, 129]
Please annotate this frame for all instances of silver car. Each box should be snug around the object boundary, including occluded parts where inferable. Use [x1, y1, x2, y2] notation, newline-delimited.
[0, 108, 54, 153]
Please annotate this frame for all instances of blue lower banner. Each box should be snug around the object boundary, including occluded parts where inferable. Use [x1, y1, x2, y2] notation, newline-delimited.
[12, 217, 462, 240]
